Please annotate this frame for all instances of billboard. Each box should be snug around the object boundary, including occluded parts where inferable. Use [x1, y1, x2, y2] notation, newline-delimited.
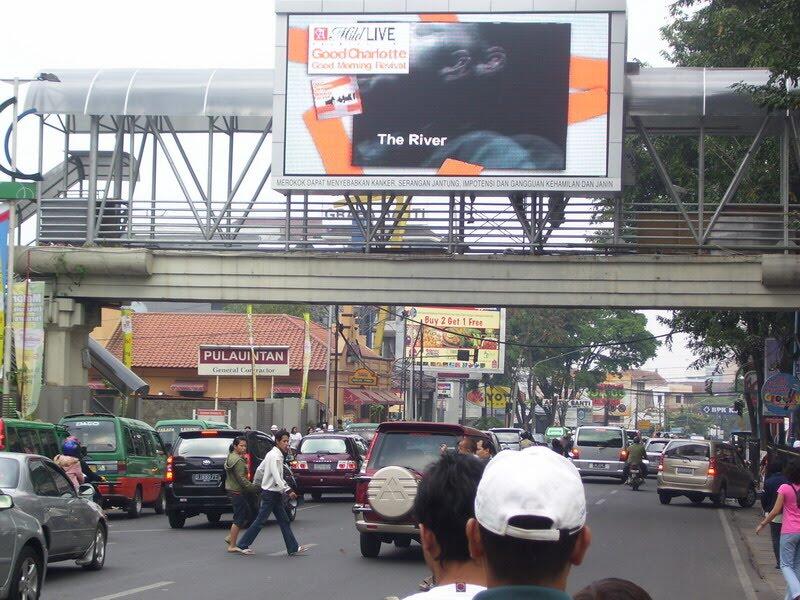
[197, 345, 290, 377]
[404, 306, 505, 375]
[274, 9, 625, 193]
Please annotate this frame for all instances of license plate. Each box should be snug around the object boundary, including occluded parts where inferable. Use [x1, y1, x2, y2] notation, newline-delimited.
[192, 473, 221, 484]
[676, 467, 694, 475]
[312, 463, 332, 471]
[589, 463, 609, 470]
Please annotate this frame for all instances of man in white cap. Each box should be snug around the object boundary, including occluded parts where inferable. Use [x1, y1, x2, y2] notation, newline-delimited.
[466, 447, 592, 599]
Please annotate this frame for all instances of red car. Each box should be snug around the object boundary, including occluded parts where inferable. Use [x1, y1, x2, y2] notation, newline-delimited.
[353, 421, 489, 558]
[290, 433, 368, 500]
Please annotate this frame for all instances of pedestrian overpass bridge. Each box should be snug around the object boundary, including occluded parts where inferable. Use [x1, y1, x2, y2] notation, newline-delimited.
[3, 65, 799, 419]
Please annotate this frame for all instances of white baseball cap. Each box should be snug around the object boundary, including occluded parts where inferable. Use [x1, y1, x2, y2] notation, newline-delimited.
[793, 440, 800, 449]
[270, 425, 278, 431]
[474, 447, 586, 542]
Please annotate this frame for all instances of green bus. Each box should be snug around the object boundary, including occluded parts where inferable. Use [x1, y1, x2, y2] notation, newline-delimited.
[0, 418, 68, 458]
[154, 419, 232, 452]
[60, 414, 167, 518]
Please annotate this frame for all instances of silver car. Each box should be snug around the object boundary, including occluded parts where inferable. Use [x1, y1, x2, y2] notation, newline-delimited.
[489, 428, 524, 451]
[0, 485, 47, 600]
[0, 453, 108, 574]
[570, 426, 628, 481]
[644, 438, 671, 478]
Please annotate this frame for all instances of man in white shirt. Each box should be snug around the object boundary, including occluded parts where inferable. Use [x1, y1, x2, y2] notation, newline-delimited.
[290, 427, 303, 451]
[235, 429, 311, 556]
[402, 453, 487, 600]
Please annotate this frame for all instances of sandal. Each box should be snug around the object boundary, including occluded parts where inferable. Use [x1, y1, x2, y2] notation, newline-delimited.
[289, 544, 312, 556]
[234, 547, 254, 555]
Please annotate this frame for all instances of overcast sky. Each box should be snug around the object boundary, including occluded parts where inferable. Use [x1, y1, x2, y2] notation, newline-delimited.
[1, 0, 700, 379]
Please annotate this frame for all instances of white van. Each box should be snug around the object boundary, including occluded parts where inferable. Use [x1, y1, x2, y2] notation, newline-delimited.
[570, 426, 628, 481]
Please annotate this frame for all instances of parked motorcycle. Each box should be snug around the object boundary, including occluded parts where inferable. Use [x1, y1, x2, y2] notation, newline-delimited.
[626, 465, 644, 491]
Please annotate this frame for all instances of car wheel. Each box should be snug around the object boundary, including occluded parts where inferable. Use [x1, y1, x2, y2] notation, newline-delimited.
[167, 510, 186, 529]
[206, 512, 222, 524]
[713, 485, 727, 507]
[127, 487, 143, 518]
[658, 492, 672, 505]
[689, 494, 705, 505]
[360, 533, 382, 558]
[9, 546, 42, 600]
[82, 525, 107, 571]
[154, 487, 166, 515]
[311, 492, 322, 501]
[738, 485, 757, 508]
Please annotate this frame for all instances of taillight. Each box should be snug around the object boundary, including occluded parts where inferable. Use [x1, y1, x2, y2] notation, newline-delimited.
[166, 455, 174, 482]
[570, 447, 580, 459]
[201, 430, 218, 436]
[658, 454, 664, 472]
[291, 460, 308, 470]
[619, 449, 628, 461]
[337, 460, 358, 470]
[117, 460, 127, 475]
[0, 419, 5, 451]
[707, 457, 717, 477]
[355, 481, 368, 505]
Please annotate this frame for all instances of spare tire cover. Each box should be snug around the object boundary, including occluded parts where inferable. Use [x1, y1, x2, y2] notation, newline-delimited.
[367, 466, 418, 519]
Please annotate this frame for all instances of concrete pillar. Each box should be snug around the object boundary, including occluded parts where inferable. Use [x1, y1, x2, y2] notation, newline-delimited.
[38, 298, 100, 423]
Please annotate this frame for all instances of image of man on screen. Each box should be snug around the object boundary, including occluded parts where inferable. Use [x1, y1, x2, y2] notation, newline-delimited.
[352, 22, 571, 171]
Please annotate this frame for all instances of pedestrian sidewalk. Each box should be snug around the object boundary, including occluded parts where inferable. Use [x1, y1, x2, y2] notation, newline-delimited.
[728, 505, 785, 599]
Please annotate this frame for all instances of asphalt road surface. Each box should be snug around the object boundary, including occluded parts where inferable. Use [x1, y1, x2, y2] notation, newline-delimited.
[45, 480, 775, 600]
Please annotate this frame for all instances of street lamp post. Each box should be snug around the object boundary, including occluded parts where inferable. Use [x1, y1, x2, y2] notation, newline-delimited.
[0, 74, 60, 414]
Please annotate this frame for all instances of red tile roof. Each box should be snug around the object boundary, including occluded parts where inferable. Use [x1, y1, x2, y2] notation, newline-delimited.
[106, 313, 333, 371]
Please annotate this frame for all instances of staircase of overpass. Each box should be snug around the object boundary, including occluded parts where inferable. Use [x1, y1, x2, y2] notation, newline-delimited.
[2, 65, 799, 311]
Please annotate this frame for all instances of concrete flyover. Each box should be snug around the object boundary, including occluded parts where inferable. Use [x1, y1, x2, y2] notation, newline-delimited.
[17, 247, 800, 310]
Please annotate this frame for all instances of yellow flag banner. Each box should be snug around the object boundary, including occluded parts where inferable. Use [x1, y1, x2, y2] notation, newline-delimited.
[300, 313, 311, 410]
[121, 308, 133, 369]
[12, 281, 44, 418]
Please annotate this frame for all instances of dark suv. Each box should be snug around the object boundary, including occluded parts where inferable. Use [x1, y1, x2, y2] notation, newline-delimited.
[164, 429, 274, 529]
[352, 421, 488, 558]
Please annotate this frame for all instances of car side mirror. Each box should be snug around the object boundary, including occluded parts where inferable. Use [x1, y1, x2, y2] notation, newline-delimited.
[0, 495, 13, 510]
[78, 484, 95, 500]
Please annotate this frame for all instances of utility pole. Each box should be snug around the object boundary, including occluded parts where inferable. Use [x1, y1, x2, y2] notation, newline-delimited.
[333, 304, 339, 428]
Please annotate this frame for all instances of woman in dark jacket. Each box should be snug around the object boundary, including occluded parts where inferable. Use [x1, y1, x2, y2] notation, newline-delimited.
[762, 456, 788, 569]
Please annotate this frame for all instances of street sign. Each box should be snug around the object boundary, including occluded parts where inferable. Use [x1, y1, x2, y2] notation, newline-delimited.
[0, 182, 36, 200]
[197, 345, 290, 376]
[637, 419, 652, 430]
[699, 404, 737, 416]
[569, 399, 592, 408]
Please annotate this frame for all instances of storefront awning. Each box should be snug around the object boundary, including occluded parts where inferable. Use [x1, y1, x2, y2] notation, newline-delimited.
[344, 388, 403, 406]
[273, 384, 301, 394]
[170, 380, 208, 393]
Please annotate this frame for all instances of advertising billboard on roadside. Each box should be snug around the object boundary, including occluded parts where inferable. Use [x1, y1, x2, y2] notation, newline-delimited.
[404, 306, 505, 375]
[274, 9, 625, 193]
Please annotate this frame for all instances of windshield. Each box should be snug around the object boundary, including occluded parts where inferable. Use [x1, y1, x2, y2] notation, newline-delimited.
[370, 432, 459, 473]
[576, 428, 623, 448]
[647, 441, 669, 453]
[494, 432, 521, 443]
[175, 437, 231, 458]
[0, 457, 20, 488]
[63, 420, 117, 452]
[299, 438, 348, 454]
[664, 442, 710, 461]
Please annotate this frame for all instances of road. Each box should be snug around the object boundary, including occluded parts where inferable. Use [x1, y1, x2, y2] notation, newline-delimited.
[45, 480, 775, 600]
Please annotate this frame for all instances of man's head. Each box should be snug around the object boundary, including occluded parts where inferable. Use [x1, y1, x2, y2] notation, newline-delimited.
[243, 426, 252, 431]
[414, 453, 486, 576]
[467, 447, 591, 589]
[476, 438, 495, 460]
[271, 424, 279, 433]
[275, 430, 290, 454]
[230, 436, 247, 456]
[458, 436, 478, 455]
[291, 426, 298, 434]
[634, 436, 641, 445]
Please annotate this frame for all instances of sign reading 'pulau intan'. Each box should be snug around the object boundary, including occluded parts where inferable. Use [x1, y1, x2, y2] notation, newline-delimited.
[197, 345, 290, 377]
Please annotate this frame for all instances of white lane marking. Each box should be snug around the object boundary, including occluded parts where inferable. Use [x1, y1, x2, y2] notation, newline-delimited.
[267, 542, 318, 556]
[595, 498, 606, 505]
[610, 490, 618, 495]
[92, 581, 174, 600]
[298, 504, 322, 512]
[110, 529, 167, 533]
[717, 509, 758, 600]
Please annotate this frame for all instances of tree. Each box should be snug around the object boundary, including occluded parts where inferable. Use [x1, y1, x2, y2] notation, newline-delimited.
[504, 309, 659, 430]
[659, 311, 795, 439]
[663, 0, 800, 110]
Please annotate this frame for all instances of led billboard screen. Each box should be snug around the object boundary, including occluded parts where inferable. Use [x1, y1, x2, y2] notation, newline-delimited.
[274, 11, 623, 193]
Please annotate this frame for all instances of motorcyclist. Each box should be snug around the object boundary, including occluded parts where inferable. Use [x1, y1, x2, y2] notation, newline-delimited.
[623, 435, 647, 481]
[62, 436, 105, 504]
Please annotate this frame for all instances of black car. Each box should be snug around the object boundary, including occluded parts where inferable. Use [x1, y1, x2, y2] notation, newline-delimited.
[165, 429, 274, 529]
